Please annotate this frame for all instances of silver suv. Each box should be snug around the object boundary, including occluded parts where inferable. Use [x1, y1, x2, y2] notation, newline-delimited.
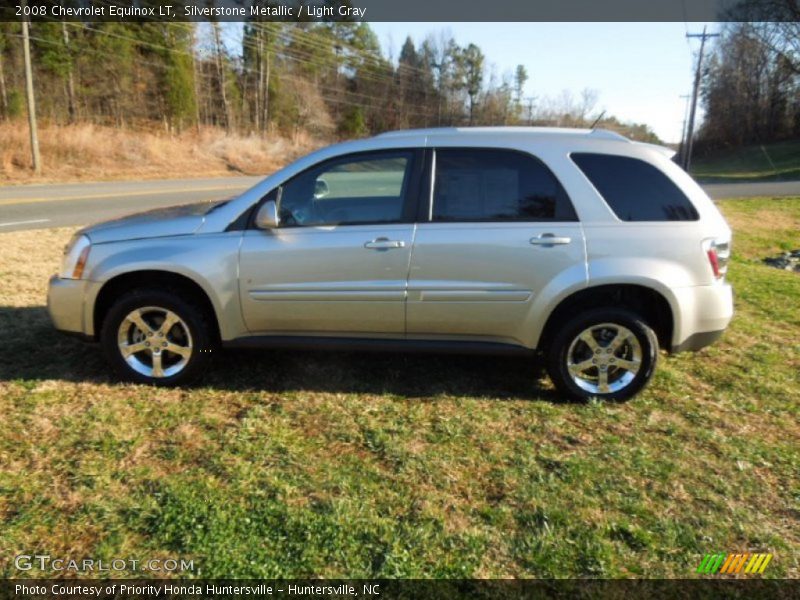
[48, 128, 733, 400]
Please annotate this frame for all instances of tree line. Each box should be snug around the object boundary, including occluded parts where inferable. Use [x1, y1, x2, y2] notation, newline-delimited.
[697, 4, 799, 152]
[0, 20, 661, 144]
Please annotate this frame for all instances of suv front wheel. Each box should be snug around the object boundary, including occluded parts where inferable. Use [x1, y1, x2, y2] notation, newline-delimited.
[546, 308, 658, 401]
[101, 289, 213, 386]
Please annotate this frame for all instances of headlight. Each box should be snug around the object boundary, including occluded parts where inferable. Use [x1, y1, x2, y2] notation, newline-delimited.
[59, 234, 92, 279]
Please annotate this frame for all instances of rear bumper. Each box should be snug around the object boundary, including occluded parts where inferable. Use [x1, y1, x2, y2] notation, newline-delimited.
[670, 282, 733, 353]
[670, 329, 725, 353]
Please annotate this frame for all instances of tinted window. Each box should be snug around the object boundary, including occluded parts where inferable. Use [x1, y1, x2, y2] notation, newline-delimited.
[278, 152, 413, 227]
[432, 149, 577, 222]
[571, 153, 699, 221]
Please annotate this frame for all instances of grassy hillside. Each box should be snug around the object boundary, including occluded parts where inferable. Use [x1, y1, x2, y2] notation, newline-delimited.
[0, 198, 798, 578]
[691, 140, 800, 182]
[0, 123, 321, 184]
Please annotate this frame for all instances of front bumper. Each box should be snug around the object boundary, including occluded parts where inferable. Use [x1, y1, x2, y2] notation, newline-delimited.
[47, 275, 89, 337]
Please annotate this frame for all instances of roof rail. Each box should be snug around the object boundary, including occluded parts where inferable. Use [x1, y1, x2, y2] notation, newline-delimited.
[374, 128, 447, 138]
[372, 126, 633, 141]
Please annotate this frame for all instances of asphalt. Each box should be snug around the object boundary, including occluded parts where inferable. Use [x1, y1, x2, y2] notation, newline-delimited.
[0, 176, 798, 233]
[0, 176, 262, 232]
[700, 180, 800, 200]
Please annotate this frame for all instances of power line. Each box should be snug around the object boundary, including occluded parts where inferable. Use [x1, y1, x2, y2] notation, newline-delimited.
[117, 25, 410, 111]
[69, 20, 439, 105]
[242, 26, 405, 88]
[19, 32, 215, 78]
[24, 21, 461, 131]
[260, 22, 422, 75]
[59, 24, 436, 123]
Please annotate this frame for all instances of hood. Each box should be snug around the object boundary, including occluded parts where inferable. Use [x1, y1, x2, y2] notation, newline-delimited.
[81, 200, 228, 244]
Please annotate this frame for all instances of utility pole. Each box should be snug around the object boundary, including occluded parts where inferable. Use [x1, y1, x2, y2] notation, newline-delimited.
[21, 6, 41, 175]
[683, 26, 719, 172]
[677, 94, 691, 165]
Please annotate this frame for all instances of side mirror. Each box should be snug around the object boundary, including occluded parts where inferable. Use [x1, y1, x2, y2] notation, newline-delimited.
[254, 200, 279, 229]
[314, 179, 329, 199]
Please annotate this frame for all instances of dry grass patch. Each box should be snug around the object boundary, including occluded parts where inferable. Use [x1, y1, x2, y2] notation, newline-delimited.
[0, 122, 322, 184]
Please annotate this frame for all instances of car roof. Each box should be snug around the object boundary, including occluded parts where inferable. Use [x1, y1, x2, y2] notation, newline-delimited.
[370, 126, 675, 159]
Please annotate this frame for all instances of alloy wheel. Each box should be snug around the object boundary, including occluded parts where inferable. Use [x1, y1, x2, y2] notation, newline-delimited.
[565, 322, 642, 395]
[116, 306, 193, 378]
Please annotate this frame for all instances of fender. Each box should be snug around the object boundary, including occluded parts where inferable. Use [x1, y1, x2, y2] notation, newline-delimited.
[83, 233, 246, 340]
[527, 258, 687, 349]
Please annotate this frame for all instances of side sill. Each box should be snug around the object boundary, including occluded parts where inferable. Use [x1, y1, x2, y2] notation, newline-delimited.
[223, 335, 534, 357]
[670, 329, 725, 353]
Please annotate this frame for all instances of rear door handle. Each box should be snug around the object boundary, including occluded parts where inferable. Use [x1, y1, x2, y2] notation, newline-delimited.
[530, 233, 571, 246]
[364, 238, 405, 250]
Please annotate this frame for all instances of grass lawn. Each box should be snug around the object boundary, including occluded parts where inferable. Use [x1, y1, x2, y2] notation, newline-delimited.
[692, 140, 800, 183]
[0, 198, 798, 578]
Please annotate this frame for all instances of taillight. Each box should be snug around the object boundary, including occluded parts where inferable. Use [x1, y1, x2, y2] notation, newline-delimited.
[707, 248, 721, 278]
[705, 239, 730, 279]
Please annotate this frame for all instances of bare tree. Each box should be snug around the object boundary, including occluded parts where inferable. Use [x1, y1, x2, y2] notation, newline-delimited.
[211, 18, 232, 133]
[0, 39, 7, 118]
[60, 22, 77, 123]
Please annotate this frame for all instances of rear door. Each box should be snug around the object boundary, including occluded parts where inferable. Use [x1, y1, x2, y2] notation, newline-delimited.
[406, 148, 585, 346]
[238, 149, 422, 335]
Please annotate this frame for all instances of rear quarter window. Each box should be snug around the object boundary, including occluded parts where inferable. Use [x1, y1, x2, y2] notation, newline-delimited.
[571, 153, 699, 221]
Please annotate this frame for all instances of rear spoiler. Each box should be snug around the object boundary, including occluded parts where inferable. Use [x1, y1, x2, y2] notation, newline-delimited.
[589, 130, 678, 160]
[633, 141, 677, 160]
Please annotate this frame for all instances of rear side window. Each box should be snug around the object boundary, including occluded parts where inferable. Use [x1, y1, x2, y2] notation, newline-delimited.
[432, 149, 577, 222]
[571, 153, 699, 221]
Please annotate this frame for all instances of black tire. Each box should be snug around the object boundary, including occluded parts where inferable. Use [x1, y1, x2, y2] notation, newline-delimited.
[546, 307, 659, 401]
[101, 289, 214, 386]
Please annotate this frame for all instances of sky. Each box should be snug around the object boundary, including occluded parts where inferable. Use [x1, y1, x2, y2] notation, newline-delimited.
[369, 22, 720, 143]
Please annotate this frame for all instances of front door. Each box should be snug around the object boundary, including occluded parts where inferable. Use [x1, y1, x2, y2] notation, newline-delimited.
[239, 149, 422, 335]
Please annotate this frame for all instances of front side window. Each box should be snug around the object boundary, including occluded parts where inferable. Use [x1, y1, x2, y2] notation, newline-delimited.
[571, 153, 699, 221]
[431, 149, 577, 222]
[278, 152, 413, 227]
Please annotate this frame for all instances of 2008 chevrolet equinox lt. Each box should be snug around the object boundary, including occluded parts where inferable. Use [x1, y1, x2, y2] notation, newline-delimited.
[48, 127, 733, 400]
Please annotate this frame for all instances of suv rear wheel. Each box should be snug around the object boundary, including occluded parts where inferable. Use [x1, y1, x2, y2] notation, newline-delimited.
[101, 289, 213, 386]
[546, 307, 658, 401]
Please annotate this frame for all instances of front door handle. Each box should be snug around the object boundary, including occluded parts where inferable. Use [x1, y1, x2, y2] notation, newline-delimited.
[364, 237, 405, 250]
[530, 233, 571, 246]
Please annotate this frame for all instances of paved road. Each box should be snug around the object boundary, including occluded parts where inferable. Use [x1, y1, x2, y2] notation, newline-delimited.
[0, 176, 262, 232]
[1, 176, 799, 233]
[701, 180, 800, 200]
